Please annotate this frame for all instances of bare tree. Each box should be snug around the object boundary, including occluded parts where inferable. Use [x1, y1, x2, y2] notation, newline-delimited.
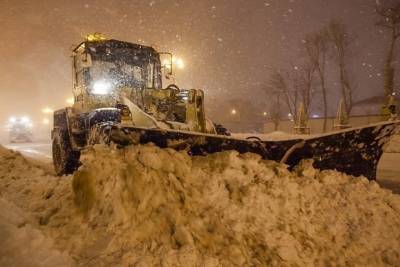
[293, 62, 316, 116]
[267, 69, 296, 118]
[266, 63, 315, 125]
[269, 91, 282, 131]
[376, 1, 400, 98]
[327, 20, 355, 115]
[304, 30, 330, 132]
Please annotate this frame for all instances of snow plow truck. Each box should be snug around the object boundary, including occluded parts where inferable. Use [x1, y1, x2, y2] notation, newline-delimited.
[52, 33, 399, 180]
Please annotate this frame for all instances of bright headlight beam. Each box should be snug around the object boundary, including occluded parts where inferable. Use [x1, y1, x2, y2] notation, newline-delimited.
[92, 80, 112, 95]
[175, 58, 184, 69]
[66, 97, 74, 105]
[42, 107, 54, 114]
[21, 116, 30, 123]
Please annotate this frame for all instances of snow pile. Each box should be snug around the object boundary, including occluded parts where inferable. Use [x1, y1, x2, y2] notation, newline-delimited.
[0, 147, 73, 267]
[72, 144, 400, 266]
[0, 199, 73, 267]
[1, 143, 400, 266]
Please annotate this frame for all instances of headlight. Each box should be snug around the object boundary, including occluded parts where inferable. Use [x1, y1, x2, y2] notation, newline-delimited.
[92, 80, 112, 95]
[21, 116, 30, 124]
[9, 117, 16, 124]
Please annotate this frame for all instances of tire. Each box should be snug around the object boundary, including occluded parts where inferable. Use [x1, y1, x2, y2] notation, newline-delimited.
[52, 129, 80, 176]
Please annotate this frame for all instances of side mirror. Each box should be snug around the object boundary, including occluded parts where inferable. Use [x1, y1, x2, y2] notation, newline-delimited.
[159, 52, 173, 77]
[81, 53, 92, 68]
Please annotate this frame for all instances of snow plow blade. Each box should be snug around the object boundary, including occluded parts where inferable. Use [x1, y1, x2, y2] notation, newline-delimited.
[91, 121, 399, 180]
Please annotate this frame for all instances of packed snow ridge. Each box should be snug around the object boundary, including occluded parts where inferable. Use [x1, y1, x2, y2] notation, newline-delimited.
[1, 144, 400, 266]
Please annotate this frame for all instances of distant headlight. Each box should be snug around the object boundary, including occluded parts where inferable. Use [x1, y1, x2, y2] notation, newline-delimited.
[9, 117, 16, 123]
[92, 80, 112, 95]
[21, 116, 30, 124]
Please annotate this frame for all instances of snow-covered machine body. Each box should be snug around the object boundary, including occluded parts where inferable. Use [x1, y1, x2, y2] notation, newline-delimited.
[52, 34, 399, 180]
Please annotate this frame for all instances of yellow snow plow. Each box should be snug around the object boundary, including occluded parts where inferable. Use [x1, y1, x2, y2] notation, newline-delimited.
[52, 34, 400, 180]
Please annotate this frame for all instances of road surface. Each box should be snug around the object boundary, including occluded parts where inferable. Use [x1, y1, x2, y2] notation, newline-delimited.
[4, 142, 52, 163]
[3, 141, 400, 193]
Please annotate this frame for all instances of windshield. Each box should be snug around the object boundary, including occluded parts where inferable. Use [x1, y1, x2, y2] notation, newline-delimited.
[87, 46, 160, 91]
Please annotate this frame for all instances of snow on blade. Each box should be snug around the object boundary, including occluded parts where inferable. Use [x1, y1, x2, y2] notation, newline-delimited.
[1, 144, 400, 266]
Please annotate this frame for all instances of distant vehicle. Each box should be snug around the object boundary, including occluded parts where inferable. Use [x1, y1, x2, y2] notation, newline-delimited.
[8, 117, 33, 143]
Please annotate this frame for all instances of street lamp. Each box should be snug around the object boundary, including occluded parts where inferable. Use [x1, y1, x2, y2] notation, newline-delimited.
[42, 107, 54, 114]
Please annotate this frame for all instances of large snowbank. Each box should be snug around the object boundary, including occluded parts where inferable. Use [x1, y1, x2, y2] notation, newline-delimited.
[74, 145, 400, 266]
[1, 144, 400, 266]
[0, 146, 73, 266]
[0, 198, 73, 267]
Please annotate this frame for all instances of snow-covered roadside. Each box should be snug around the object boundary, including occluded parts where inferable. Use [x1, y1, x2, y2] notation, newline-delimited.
[0, 198, 73, 267]
[1, 144, 400, 266]
[0, 145, 74, 266]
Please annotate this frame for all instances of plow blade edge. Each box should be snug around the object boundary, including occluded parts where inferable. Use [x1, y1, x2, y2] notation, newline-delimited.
[93, 121, 399, 180]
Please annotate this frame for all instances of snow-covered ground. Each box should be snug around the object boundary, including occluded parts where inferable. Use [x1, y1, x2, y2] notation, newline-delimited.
[5, 142, 52, 162]
[1, 143, 400, 266]
[0, 198, 73, 267]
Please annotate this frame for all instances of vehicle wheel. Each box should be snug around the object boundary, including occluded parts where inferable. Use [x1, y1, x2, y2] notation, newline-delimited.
[52, 129, 80, 176]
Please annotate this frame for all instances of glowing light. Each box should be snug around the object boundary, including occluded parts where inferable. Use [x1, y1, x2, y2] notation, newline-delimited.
[42, 107, 54, 114]
[85, 33, 107, 42]
[263, 112, 267, 116]
[231, 109, 237, 115]
[312, 114, 319, 118]
[42, 118, 50, 125]
[163, 56, 185, 70]
[21, 116, 30, 123]
[92, 80, 112, 95]
[174, 57, 185, 69]
[163, 59, 172, 69]
[66, 97, 74, 105]
[9, 117, 16, 123]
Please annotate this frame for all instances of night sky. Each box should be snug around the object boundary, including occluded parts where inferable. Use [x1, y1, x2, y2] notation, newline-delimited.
[0, 0, 398, 128]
